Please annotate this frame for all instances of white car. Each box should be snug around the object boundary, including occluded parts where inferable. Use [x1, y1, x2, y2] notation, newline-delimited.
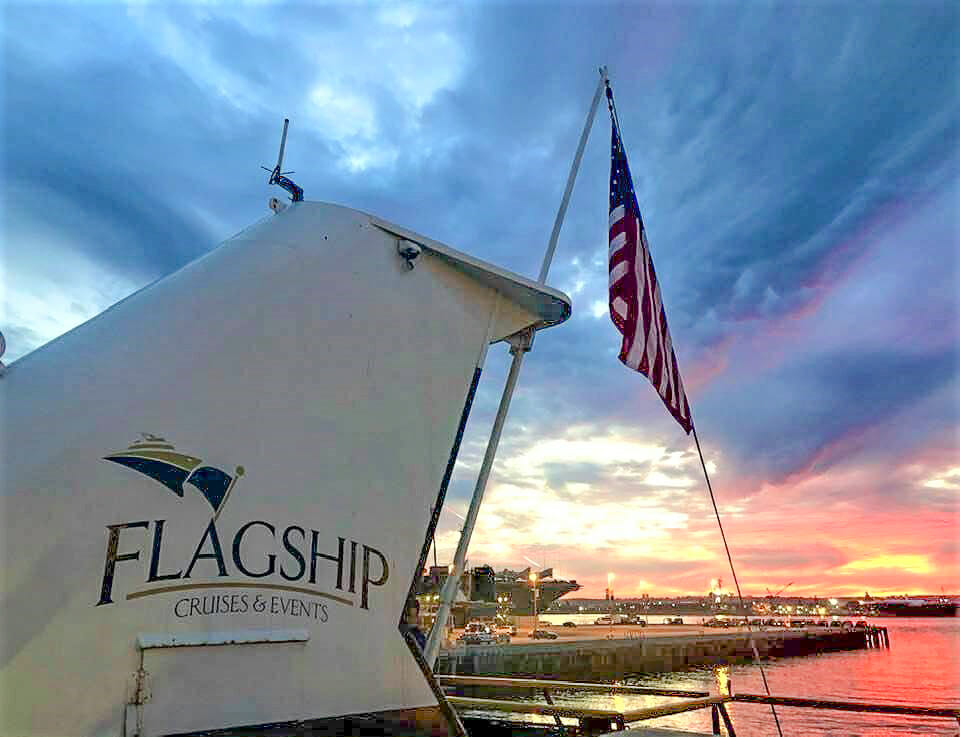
[459, 622, 496, 645]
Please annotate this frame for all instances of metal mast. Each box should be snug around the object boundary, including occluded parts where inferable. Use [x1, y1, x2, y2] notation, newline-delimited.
[424, 67, 609, 667]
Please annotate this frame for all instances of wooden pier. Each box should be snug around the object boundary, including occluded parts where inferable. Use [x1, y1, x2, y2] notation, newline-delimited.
[438, 624, 890, 681]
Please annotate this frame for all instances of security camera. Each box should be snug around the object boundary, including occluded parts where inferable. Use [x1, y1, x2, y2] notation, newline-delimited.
[397, 240, 422, 270]
[268, 197, 287, 214]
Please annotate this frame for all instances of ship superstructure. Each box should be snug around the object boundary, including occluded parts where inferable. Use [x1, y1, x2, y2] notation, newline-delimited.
[0, 200, 571, 737]
[495, 567, 581, 615]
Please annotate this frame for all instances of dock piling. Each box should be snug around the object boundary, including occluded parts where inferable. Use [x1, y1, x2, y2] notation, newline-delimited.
[862, 626, 890, 649]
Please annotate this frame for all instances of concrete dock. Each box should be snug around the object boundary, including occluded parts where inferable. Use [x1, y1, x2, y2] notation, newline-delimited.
[438, 624, 887, 680]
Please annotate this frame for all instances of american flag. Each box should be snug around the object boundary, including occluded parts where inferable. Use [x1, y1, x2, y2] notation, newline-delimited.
[608, 116, 693, 434]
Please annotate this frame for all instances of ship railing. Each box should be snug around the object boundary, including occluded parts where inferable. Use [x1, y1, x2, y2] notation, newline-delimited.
[438, 674, 960, 735]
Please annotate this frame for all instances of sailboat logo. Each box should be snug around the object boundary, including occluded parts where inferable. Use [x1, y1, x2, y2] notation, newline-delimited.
[103, 434, 244, 516]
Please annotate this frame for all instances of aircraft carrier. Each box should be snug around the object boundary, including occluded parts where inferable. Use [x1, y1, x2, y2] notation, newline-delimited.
[419, 566, 581, 616]
[495, 567, 581, 615]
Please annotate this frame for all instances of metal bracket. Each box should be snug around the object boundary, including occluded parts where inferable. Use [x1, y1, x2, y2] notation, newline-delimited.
[124, 649, 151, 737]
[507, 329, 534, 355]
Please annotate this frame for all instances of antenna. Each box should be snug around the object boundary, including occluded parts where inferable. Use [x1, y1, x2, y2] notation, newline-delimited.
[275, 118, 290, 173]
[262, 118, 304, 203]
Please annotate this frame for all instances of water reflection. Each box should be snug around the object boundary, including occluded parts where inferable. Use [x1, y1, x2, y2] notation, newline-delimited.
[714, 665, 731, 697]
[457, 618, 959, 736]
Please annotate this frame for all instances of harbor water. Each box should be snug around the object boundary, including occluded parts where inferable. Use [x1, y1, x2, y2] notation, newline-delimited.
[483, 616, 960, 735]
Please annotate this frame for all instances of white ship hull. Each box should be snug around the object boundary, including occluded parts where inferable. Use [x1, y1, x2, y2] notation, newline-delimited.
[0, 202, 570, 736]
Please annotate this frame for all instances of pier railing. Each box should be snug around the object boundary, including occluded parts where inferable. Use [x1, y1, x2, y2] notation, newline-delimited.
[438, 674, 960, 735]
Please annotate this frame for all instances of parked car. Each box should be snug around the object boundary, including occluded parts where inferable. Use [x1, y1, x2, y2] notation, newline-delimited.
[459, 632, 493, 645]
[594, 615, 613, 625]
[854, 620, 868, 629]
[459, 622, 495, 645]
[816, 620, 829, 627]
[665, 617, 684, 625]
[632, 618, 648, 627]
[562, 621, 577, 627]
[530, 629, 559, 639]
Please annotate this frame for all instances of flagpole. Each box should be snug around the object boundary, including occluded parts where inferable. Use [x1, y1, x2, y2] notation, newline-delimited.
[422, 333, 530, 667]
[538, 66, 609, 284]
[423, 67, 608, 668]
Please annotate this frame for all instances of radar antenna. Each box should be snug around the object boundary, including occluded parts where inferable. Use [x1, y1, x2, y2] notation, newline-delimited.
[262, 118, 304, 202]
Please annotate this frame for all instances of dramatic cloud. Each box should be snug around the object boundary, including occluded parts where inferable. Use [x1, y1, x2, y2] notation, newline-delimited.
[3, 1, 957, 596]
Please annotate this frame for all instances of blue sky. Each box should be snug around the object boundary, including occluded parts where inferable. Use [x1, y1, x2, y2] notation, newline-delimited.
[3, 1, 957, 596]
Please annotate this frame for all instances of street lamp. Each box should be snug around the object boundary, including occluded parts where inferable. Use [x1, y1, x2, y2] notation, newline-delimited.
[529, 572, 539, 632]
[606, 572, 616, 635]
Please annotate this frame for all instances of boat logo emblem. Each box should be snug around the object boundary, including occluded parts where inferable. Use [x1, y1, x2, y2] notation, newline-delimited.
[103, 433, 244, 516]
